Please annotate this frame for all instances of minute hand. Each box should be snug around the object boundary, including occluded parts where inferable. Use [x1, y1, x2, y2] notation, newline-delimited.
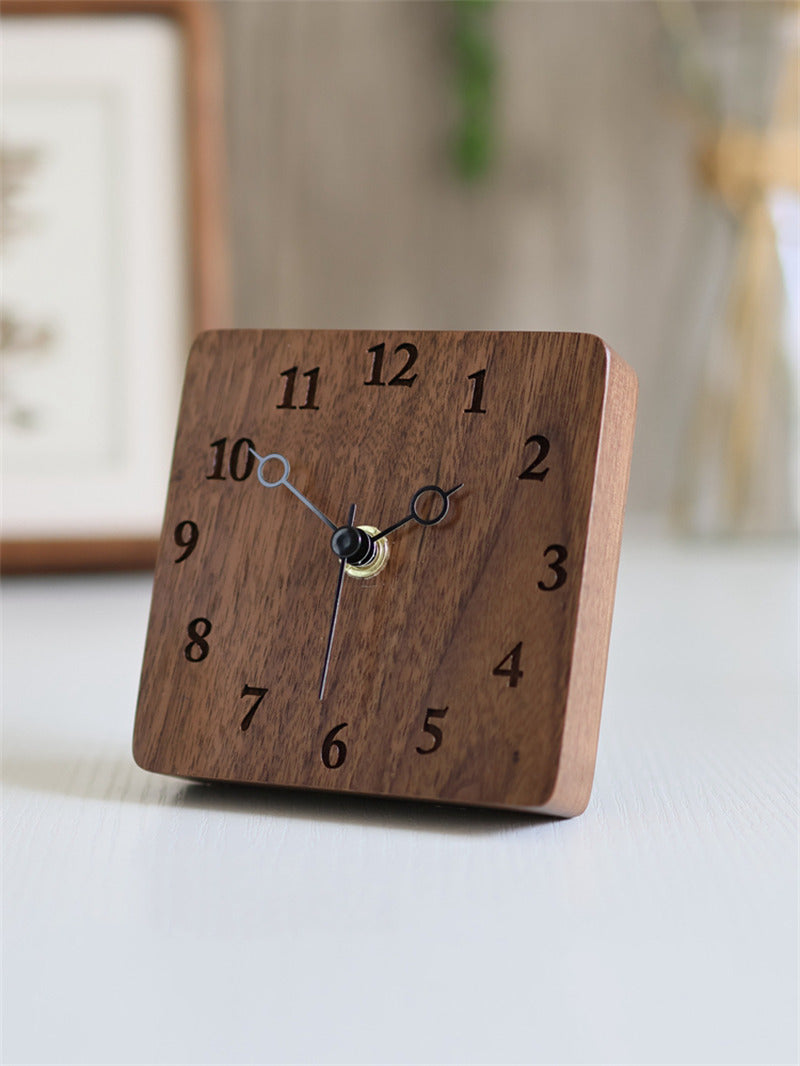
[373, 483, 463, 542]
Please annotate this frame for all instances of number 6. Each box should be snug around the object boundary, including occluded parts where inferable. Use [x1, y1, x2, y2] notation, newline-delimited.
[321, 722, 348, 769]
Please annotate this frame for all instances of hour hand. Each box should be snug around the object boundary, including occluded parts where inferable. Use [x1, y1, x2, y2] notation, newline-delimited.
[249, 450, 337, 532]
[373, 483, 463, 542]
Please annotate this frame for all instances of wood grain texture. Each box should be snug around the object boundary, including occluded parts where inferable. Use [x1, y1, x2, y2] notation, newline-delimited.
[218, 1, 701, 522]
[0, 0, 229, 575]
[549, 347, 638, 815]
[134, 330, 637, 814]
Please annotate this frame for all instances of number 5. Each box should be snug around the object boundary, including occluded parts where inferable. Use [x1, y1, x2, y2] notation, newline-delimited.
[416, 707, 448, 755]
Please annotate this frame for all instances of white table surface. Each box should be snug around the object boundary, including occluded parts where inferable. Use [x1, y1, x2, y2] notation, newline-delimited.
[2, 530, 797, 1066]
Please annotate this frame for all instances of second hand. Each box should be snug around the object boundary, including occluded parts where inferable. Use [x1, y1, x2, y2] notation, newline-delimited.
[319, 503, 356, 701]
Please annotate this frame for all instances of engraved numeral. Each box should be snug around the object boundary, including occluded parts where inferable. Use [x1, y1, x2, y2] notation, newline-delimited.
[239, 684, 268, 732]
[321, 722, 348, 769]
[464, 368, 487, 414]
[229, 438, 255, 481]
[364, 341, 418, 386]
[206, 437, 255, 481]
[185, 617, 212, 662]
[492, 642, 524, 687]
[538, 545, 568, 591]
[174, 520, 199, 563]
[416, 707, 448, 754]
[518, 435, 550, 481]
[277, 366, 320, 410]
[206, 437, 227, 479]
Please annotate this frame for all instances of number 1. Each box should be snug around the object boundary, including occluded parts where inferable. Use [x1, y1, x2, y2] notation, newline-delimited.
[464, 369, 487, 414]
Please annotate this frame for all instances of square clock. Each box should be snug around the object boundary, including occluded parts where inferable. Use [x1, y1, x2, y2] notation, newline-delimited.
[134, 331, 636, 816]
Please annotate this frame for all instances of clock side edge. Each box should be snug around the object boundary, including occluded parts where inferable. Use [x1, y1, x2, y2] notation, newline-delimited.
[131, 329, 225, 776]
[541, 340, 638, 817]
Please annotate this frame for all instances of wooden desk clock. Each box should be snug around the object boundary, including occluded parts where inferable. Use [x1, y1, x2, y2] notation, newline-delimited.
[134, 330, 636, 816]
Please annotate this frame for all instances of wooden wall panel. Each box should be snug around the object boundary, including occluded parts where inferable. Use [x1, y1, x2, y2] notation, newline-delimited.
[217, 1, 701, 514]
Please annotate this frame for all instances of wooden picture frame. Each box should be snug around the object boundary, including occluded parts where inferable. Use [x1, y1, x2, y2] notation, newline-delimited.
[1, 0, 228, 572]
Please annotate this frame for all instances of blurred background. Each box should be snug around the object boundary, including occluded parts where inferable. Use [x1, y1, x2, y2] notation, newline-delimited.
[2, 0, 798, 568]
[2, 10, 797, 1063]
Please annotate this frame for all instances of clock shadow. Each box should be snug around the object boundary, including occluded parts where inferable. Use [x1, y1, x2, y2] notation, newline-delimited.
[3, 752, 560, 833]
[175, 780, 559, 835]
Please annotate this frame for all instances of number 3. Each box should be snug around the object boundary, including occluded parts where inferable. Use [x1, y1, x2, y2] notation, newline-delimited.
[538, 545, 568, 591]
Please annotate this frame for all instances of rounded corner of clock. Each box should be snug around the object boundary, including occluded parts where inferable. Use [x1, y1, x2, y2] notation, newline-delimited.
[523, 787, 591, 819]
[583, 332, 637, 386]
[575, 331, 613, 368]
[131, 726, 156, 774]
[187, 328, 222, 360]
[535, 759, 596, 818]
[549, 791, 592, 819]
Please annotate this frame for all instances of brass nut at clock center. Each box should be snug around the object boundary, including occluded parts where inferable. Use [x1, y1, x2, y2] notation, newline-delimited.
[345, 526, 389, 579]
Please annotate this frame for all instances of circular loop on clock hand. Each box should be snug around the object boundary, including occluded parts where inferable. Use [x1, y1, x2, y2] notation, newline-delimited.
[372, 482, 463, 542]
[251, 450, 290, 489]
[249, 449, 338, 531]
[410, 485, 450, 526]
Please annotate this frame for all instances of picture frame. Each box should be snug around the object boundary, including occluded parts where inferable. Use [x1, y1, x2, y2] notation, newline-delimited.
[1, 0, 228, 572]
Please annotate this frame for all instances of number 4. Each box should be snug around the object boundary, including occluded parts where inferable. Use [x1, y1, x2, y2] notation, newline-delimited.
[492, 642, 523, 687]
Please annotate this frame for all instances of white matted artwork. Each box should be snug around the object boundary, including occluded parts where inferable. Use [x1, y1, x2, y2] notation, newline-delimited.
[1, 15, 189, 563]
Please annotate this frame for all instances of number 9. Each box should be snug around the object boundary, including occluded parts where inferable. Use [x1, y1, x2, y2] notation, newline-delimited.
[174, 520, 199, 563]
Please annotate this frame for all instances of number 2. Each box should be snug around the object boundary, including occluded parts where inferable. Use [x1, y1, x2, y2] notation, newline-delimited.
[518, 435, 550, 480]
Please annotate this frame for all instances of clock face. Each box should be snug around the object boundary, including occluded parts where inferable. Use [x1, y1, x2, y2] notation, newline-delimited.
[134, 331, 636, 815]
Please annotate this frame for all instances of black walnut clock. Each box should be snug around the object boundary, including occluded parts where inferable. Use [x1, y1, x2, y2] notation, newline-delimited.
[134, 330, 637, 816]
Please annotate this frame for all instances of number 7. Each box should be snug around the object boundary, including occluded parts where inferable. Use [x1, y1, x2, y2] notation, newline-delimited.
[240, 684, 268, 732]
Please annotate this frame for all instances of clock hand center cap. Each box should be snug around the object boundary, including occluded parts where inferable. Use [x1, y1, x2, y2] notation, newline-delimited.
[331, 525, 375, 566]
